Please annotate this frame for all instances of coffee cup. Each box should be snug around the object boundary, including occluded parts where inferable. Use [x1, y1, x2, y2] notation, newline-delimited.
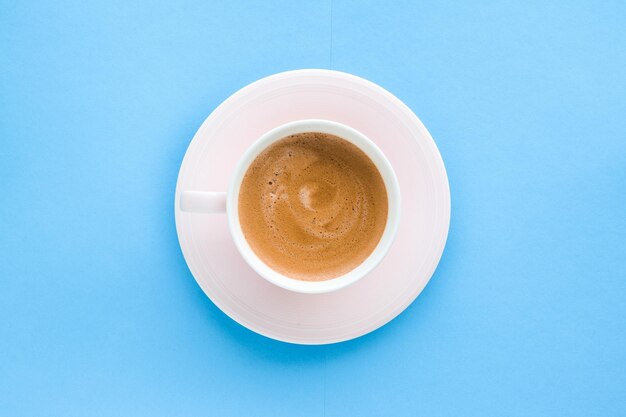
[179, 119, 401, 294]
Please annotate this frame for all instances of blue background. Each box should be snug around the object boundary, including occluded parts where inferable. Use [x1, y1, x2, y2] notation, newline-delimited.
[1, 1, 625, 415]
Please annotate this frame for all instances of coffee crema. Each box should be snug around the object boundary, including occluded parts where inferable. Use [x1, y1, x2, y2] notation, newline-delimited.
[238, 132, 388, 281]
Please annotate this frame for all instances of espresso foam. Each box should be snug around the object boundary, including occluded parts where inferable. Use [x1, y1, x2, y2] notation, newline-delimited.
[238, 132, 388, 281]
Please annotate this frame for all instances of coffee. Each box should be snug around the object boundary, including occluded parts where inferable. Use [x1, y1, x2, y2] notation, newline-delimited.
[238, 132, 388, 281]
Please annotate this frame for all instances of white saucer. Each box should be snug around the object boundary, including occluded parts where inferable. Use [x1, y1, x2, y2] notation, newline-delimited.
[175, 70, 450, 344]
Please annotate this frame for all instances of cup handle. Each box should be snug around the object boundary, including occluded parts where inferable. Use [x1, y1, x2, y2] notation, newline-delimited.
[179, 191, 227, 213]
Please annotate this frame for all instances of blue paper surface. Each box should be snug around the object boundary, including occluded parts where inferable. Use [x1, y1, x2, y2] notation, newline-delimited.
[1, 1, 625, 415]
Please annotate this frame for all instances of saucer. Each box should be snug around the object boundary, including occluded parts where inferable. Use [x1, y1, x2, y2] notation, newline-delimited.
[174, 69, 450, 344]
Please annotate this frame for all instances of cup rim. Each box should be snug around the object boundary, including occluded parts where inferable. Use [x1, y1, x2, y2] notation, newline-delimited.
[226, 119, 401, 294]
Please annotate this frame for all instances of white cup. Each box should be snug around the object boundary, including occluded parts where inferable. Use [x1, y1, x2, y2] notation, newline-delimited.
[179, 119, 401, 294]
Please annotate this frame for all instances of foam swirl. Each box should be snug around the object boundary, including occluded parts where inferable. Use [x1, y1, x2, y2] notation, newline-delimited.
[239, 132, 387, 281]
